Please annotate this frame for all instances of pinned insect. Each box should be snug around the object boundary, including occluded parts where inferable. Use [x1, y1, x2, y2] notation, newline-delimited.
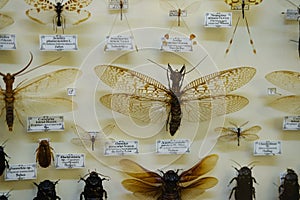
[225, 0, 263, 54]
[121, 154, 218, 200]
[215, 121, 261, 146]
[0, 0, 14, 30]
[228, 162, 257, 200]
[33, 180, 60, 200]
[96, 60, 256, 136]
[279, 168, 300, 200]
[0, 139, 9, 176]
[0, 189, 12, 200]
[24, 0, 92, 33]
[79, 171, 110, 200]
[35, 139, 54, 168]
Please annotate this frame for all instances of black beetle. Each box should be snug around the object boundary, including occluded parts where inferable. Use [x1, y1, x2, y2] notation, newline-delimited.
[0, 140, 9, 176]
[33, 180, 60, 200]
[79, 171, 109, 200]
[279, 168, 300, 200]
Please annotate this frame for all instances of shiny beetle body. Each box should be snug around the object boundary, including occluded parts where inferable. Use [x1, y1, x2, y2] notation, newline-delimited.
[0, 142, 9, 176]
[33, 180, 60, 200]
[35, 140, 54, 168]
[279, 169, 300, 200]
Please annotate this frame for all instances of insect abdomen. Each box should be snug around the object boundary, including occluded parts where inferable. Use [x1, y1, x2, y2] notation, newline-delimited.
[169, 95, 182, 136]
[5, 101, 14, 131]
[37, 144, 52, 168]
[159, 192, 181, 200]
[235, 180, 254, 200]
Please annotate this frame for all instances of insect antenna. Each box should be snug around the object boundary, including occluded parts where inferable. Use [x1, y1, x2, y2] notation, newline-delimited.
[230, 159, 242, 169]
[1, 139, 9, 147]
[245, 17, 256, 54]
[246, 161, 257, 169]
[0, 53, 33, 77]
[226, 16, 240, 54]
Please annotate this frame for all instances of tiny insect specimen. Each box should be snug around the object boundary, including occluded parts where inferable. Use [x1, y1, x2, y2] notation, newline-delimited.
[215, 121, 261, 146]
[279, 169, 300, 200]
[24, 0, 93, 33]
[95, 62, 256, 136]
[35, 139, 54, 168]
[0, 52, 81, 131]
[265, 70, 300, 114]
[0, 140, 9, 176]
[0, 189, 12, 200]
[0, 0, 13, 30]
[225, 0, 263, 54]
[33, 180, 60, 200]
[121, 154, 218, 200]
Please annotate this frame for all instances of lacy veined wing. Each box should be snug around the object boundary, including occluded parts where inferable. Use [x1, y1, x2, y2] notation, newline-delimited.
[0, 13, 13, 29]
[95, 64, 256, 136]
[225, 0, 263, 7]
[0, 0, 8, 9]
[120, 154, 218, 200]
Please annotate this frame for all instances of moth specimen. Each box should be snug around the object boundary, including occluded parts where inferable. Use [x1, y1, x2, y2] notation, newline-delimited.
[24, 0, 92, 33]
[0, 0, 13, 29]
[95, 62, 256, 136]
[121, 154, 218, 200]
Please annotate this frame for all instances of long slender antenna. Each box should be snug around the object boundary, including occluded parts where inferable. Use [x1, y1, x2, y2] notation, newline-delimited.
[245, 17, 256, 54]
[226, 16, 240, 54]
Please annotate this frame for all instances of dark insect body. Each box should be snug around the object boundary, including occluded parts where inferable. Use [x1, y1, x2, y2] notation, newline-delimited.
[0, 190, 11, 200]
[35, 139, 54, 168]
[121, 154, 218, 200]
[0, 140, 9, 176]
[279, 169, 300, 200]
[79, 171, 109, 200]
[33, 180, 60, 200]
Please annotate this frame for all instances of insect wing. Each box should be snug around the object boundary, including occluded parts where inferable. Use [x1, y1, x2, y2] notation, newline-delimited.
[216, 127, 238, 142]
[225, 0, 262, 6]
[181, 177, 218, 199]
[241, 125, 261, 141]
[61, 0, 93, 25]
[0, 13, 13, 29]
[0, 0, 8, 9]
[159, 0, 201, 14]
[265, 71, 300, 94]
[270, 95, 300, 114]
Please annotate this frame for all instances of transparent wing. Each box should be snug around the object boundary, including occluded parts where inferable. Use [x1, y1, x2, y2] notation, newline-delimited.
[269, 95, 300, 114]
[225, 0, 263, 6]
[218, 133, 238, 142]
[0, 13, 13, 29]
[181, 177, 218, 199]
[0, 0, 8, 9]
[265, 71, 300, 94]
[242, 125, 261, 135]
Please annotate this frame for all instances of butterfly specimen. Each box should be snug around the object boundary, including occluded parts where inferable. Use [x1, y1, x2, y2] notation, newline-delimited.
[121, 154, 218, 200]
[225, 0, 263, 54]
[215, 121, 261, 146]
[0, 0, 13, 29]
[95, 62, 256, 136]
[265, 70, 300, 114]
[24, 0, 93, 33]
[0, 52, 81, 131]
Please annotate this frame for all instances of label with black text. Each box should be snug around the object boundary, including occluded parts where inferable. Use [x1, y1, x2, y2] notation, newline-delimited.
[283, 116, 300, 130]
[284, 9, 300, 21]
[0, 34, 16, 50]
[161, 36, 193, 52]
[104, 140, 139, 156]
[254, 140, 281, 156]
[105, 35, 134, 51]
[40, 35, 78, 51]
[156, 139, 190, 154]
[108, 0, 128, 10]
[5, 163, 37, 181]
[204, 12, 232, 28]
[55, 153, 85, 169]
[27, 116, 64, 132]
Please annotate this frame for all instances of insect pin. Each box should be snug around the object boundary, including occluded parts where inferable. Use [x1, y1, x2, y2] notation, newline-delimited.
[78, 171, 110, 200]
[0, 139, 9, 176]
[33, 179, 60, 200]
[279, 168, 300, 200]
[35, 139, 54, 168]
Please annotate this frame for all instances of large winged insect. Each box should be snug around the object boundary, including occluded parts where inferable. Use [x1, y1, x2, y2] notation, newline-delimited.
[0, 0, 13, 29]
[121, 154, 218, 200]
[95, 61, 256, 136]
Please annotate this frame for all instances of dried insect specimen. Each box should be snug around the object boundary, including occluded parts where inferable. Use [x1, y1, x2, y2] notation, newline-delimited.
[35, 139, 54, 168]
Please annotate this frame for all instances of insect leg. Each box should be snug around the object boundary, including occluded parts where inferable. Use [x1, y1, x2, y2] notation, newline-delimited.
[226, 16, 240, 54]
[104, 189, 108, 199]
[245, 16, 256, 54]
[229, 186, 236, 199]
[252, 186, 256, 199]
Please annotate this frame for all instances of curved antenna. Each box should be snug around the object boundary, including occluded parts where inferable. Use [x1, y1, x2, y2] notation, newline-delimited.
[12, 52, 33, 76]
[285, 0, 299, 8]
[230, 159, 242, 168]
[1, 139, 9, 147]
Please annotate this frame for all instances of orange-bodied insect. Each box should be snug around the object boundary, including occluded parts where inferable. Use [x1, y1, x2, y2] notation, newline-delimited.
[36, 139, 54, 168]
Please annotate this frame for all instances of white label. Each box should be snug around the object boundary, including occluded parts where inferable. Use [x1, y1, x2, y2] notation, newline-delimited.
[55, 153, 85, 169]
[27, 116, 64, 132]
[267, 88, 280, 95]
[104, 35, 134, 51]
[156, 139, 190, 154]
[169, 9, 187, 17]
[254, 140, 282, 156]
[5, 163, 37, 181]
[108, 0, 128, 10]
[161, 36, 193, 52]
[283, 116, 300, 130]
[284, 9, 300, 21]
[231, 4, 249, 10]
[104, 140, 139, 156]
[0, 34, 16, 50]
[204, 12, 232, 28]
[40, 35, 78, 51]
[67, 88, 76, 96]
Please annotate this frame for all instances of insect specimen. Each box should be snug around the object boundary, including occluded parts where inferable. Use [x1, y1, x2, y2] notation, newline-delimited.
[95, 62, 256, 136]
[108, 0, 128, 21]
[35, 139, 54, 168]
[79, 171, 110, 200]
[0, 140, 9, 176]
[279, 169, 300, 200]
[0, 0, 13, 30]
[0, 52, 81, 131]
[71, 124, 115, 151]
[265, 70, 300, 114]
[33, 180, 61, 200]
[215, 121, 261, 146]
[24, 0, 93, 33]
[225, 0, 263, 54]
[121, 154, 218, 200]
[0, 189, 12, 200]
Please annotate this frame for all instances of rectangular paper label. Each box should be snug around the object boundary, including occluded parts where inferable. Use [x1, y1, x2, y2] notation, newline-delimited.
[27, 116, 64, 132]
[40, 34, 78, 51]
[104, 140, 139, 156]
[283, 116, 300, 130]
[156, 139, 190, 154]
[169, 9, 187, 17]
[108, 0, 128, 10]
[105, 35, 134, 51]
[284, 9, 300, 20]
[55, 153, 85, 169]
[5, 163, 37, 181]
[161, 36, 193, 52]
[254, 140, 281, 156]
[204, 12, 232, 28]
[0, 34, 16, 50]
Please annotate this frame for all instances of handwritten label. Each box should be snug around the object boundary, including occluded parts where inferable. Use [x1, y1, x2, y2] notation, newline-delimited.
[231, 4, 249, 10]
[169, 9, 187, 17]
[5, 163, 37, 181]
[0, 34, 16, 50]
[105, 35, 134, 51]
[27, 116, 64, 132]
[108, 0, 128, 10]
[204, 12, 232, 28]
[161, 36, 193, 52]
[55, 153, 85, 169]
[254, 140, 281, 156]
[104, 140, 138, 156]
[40, 34, 78, 51]
[156, 139, 190, 154]
[283, 116, 300, 130]
[284, 9, 300, 21]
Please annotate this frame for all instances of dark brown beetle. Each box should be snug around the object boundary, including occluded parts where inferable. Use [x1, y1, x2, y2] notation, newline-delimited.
[35, 139, 54, 168]
[279, 168, 300, 200]
[33, 180, 60, 200]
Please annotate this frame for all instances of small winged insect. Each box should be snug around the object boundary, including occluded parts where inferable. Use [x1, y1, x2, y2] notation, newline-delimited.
[0, 52, 81, 131]
[108, 0, 128, 21]
[95, 60, 256, 136]
[79, 171, 110, 200]
[71, 124, 115, 151]
[121, 154, 218, 200]
[24, 0, 93, 33]
[215, 121, 261, 146]
[35, 139, 54, 168]
[0, 0, 14, 30]
[0, 189, 12, 200]
[225, 0, 263, 54]
[0, 139, 9, 176]
[279, 169, 300, 200]
[265, 70, 300, 114]
[228, 161, 257, 200]
[33, 180, 60, 200]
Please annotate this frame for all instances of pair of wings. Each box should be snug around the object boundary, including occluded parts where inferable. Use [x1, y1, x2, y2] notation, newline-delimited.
[95, 65, 256, 124]
[24, 0, 92, 25]
[0, 0, 13, 29]
[216, 125, 261, 143]
[121, 154, 218, 199]
[225, 0, 263, 6]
